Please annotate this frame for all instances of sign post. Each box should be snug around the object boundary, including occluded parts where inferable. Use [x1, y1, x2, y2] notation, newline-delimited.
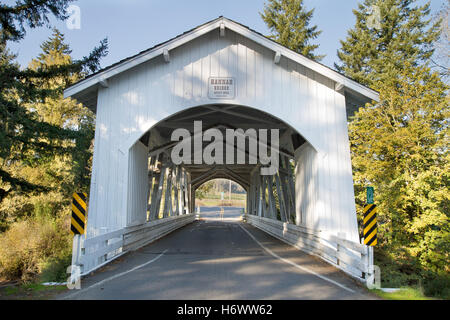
[69, 192, 87, 288]
[71, 192, 87, 235]
[363, 187, 378, 288]
[363, 187, 377, 246]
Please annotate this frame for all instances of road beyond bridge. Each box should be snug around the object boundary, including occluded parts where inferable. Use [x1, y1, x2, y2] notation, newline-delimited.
[61, 208, 376, 300]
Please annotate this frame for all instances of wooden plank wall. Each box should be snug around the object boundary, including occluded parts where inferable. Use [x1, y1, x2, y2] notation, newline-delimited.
[86, 27, 359, 249]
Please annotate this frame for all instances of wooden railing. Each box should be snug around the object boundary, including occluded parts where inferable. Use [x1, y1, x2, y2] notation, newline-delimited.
[244, 214, 372, 281]
[72, 214, 195, 275]
[72, 212, 373, 283]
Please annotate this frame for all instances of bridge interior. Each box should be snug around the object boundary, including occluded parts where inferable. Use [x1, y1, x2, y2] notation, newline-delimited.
[139, 104, 306, 223]
[64, 213, 373, 300]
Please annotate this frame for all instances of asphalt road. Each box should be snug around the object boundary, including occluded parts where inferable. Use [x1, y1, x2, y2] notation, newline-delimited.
[59, 208, 376, 300]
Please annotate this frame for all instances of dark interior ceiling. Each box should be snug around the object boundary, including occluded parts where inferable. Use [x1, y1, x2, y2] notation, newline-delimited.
[140, 105, 305, 189]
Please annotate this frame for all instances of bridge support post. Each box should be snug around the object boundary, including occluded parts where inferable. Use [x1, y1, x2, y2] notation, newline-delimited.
[71, 234, 82, 268]
[70, 234, 84, 284]
[366, 246, 375, 286]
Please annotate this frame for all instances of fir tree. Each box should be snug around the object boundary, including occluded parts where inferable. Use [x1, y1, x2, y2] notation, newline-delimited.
[27, 29, 95, 192]
[337, 0, 449, 278]
[349, 62, 449, 274]
[431, 0, 449, 80]
[261, 0, 324, 61]
[0, 0, 74, 44]
[0, 1, 107, 203]
[336, 0, 440, 87]
[0, 29, 95, 225]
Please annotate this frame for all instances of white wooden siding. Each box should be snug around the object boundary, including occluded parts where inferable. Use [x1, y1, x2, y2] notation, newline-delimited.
[86, 28, 360, 242]
[127, 141, 148, 226]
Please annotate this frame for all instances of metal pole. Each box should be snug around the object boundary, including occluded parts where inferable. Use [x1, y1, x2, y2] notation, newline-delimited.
[229, 180, 231, 205]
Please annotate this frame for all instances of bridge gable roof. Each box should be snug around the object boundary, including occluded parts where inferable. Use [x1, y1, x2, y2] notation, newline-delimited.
[64, 16, 379, 111]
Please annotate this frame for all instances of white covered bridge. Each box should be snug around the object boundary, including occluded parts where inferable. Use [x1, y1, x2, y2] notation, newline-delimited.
[65, 17, 379, 286]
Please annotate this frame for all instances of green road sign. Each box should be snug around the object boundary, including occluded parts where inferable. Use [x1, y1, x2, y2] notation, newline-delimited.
[366, 187, 374, 204]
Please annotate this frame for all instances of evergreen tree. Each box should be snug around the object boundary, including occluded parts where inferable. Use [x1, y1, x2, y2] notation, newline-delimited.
[336, 0, 440, 87]
[0, 0, 74, 44]
[0, 1, 107, 203]
[0, 29, 95, 225]
[28, 29, 95, 192]
[0, 25, 100, 279]
[337, 0, 449, 279]
[431, 0, 449, 80]
[349, 63, 449, 273]
[261, 0, 324, 61]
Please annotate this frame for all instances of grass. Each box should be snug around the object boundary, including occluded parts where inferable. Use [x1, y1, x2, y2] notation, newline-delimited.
[203, 193, 246, 200]
[371, 287, 435, 300]
[373, 247, 450, 300]
[196, 192, 246, 208]
[196, 198, 246, 207]
[0, 282, 67, 300]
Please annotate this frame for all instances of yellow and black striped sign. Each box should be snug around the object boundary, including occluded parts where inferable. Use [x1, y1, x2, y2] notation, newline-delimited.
[363, 204, 377, 246]
[71, 192, 87, 235]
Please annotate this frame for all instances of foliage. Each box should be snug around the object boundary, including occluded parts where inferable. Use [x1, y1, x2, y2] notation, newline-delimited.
[39, 252, 72, 283]
[196, 179, 247, 201]
[0, 29, 96, 228]
[0, 0, 107, 203]
[338, 0, 449, 298]
[421, 272, 450, 299]
[0, 282, 67, 299]
[350, 63, 449, 274]
[0, 28, 96, 277]
[0, 0, 77, 43]
[371, 288, 433, 300]
[430, 0, 449, 80]
[0, 214, 71, 281]
[335, 0, 441, 87]
[373, 246, 449, 299]
[260, 0, 324, 61]
[0, 1, 106, 283]
[196, 181, 215, 200]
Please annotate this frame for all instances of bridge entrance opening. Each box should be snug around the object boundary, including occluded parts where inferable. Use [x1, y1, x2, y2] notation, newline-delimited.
[133, 104, 302, 227]
[195, 178, 246, 221]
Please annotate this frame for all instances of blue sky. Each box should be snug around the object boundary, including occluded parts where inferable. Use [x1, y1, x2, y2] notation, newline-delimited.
[8, 0, 445, 70]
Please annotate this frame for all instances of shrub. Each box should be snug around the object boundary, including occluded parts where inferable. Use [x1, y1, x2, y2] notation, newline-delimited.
[422, 273, 450, 300]
[0, 215, 71, 282]
[39, 253, 72, 283]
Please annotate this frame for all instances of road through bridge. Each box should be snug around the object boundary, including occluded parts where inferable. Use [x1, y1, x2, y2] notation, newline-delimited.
[64, 17, 380, 298]
[61, 208, 375, 300]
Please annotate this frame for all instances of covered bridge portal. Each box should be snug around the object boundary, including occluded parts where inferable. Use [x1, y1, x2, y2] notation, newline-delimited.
[65, 17, 379, 283]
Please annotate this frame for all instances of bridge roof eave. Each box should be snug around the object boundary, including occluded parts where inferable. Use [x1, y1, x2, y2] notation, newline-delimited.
[63, 17, 379, 113]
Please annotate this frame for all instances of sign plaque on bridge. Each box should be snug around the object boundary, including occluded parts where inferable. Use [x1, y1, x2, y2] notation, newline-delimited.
[208, 77, 235, 99]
